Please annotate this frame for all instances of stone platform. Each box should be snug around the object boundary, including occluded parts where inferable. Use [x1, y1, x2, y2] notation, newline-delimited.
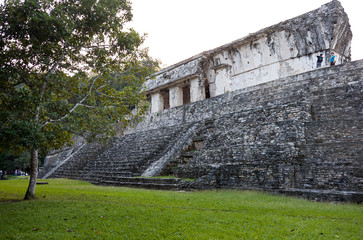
[42, 60, 363, 202]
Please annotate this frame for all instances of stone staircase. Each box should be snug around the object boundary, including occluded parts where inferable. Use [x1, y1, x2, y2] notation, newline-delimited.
[47, 123, 199, 190]
[49, 142, 106, 179]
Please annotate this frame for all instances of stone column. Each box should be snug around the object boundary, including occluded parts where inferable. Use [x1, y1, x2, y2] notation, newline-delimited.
[190, 77, 205, 102]
[214, 65, 232, 96]
[169, 86, 183, 108]
[151, 92, 164, 113]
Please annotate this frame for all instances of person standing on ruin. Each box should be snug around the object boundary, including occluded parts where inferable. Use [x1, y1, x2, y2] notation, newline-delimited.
[330, 52, 336, 66]
[317, 54, 323, 68]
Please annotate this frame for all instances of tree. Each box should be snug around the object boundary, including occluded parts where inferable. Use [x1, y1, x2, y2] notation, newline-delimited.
[0, 0, 159, 199]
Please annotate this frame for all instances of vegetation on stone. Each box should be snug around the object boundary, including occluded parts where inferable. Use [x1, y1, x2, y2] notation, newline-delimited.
[0, 178, 362, 239]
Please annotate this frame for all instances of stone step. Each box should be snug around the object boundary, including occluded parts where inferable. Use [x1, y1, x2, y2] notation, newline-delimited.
[91, 177, 190, 190]
[82, 166, 135, 171]
[93, 180, 181, 190]
[89, 172, 134, 177]
[51, 169, 134, 178]
[98, 176, 183, 184]
[50, 175, 85, 181]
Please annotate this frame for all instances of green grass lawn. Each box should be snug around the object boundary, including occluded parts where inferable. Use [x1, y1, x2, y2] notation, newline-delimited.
[0, 178, 362, 240]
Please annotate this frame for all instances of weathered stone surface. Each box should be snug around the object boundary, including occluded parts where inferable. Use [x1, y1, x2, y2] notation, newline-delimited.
[145, 0, 352, 106]
[141, 122, 202, 177]
[146, 57, 202, 93]
[38, 136, 87, 179]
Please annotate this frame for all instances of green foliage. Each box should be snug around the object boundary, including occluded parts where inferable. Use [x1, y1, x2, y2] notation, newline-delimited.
[0, 152, 17, 171]
[13, 152, 30, 169]
[0, 151, 37, 171]
[0, 0, 159, 197]
[0, 0, 159, 160]
[0, 0, 158, 152]
[0, 178, 362, 239]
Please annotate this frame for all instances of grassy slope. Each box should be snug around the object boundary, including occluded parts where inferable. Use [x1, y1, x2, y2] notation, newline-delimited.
[0, 178, 362, 240]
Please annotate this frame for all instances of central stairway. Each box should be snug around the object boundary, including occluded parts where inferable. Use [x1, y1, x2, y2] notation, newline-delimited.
[47, 123, 199, 190]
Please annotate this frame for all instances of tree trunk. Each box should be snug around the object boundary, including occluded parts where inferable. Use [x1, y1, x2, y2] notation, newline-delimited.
[24, 149, 38, 200]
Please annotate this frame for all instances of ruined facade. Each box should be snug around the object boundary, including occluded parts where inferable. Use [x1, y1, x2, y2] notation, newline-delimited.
[40, 1, 362, 202]
[144, 0, 351, 114]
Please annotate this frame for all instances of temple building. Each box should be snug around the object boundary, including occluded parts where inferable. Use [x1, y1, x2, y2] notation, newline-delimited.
[145, 0, 351, 113]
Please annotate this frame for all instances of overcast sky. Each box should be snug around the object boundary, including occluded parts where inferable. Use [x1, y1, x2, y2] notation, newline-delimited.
[129, 0, 363, 68]
[0, 0, 360, 67]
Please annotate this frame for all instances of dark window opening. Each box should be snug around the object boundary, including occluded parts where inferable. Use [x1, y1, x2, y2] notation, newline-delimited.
[146, 95, 151, 112]
[205, 79, 211, 99]
[161, 90, 170, 110]
[183, 85, 190, 105]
